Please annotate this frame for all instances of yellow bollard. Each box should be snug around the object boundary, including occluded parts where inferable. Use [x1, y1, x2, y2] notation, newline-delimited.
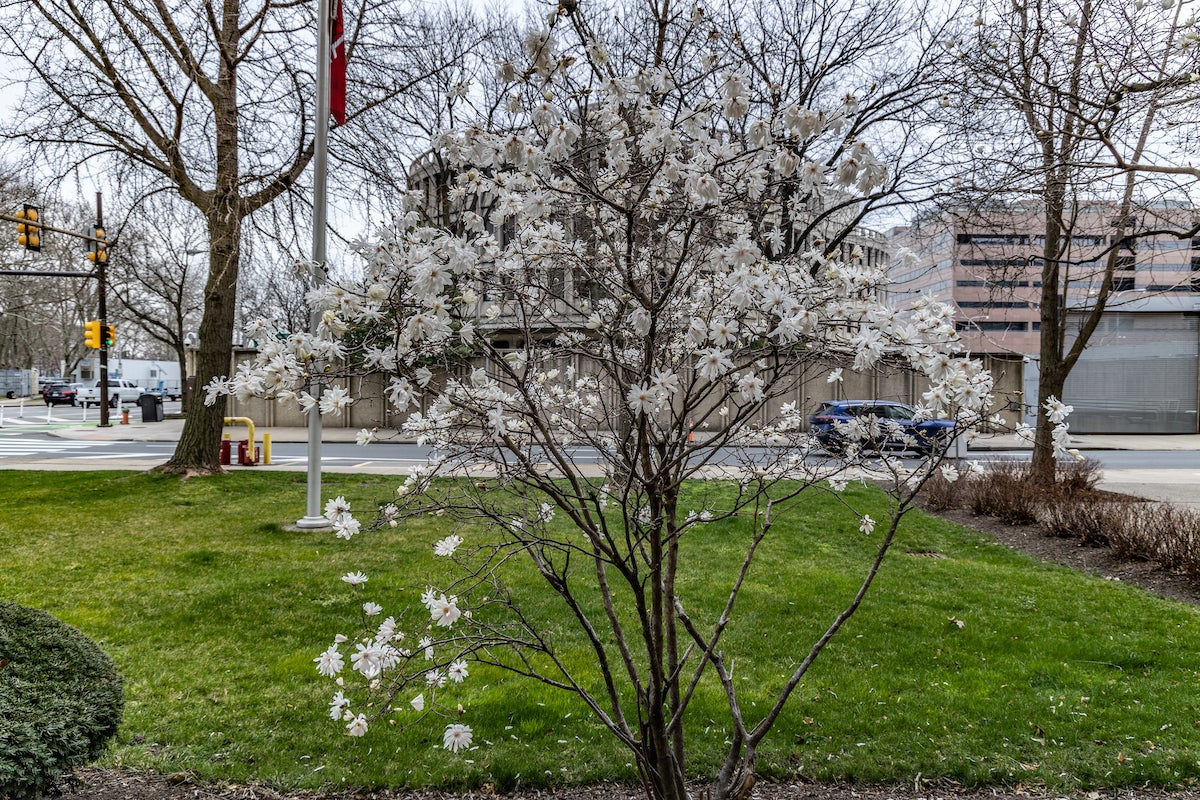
[223, 417, 257, 464]
[262, 433, 272, 465]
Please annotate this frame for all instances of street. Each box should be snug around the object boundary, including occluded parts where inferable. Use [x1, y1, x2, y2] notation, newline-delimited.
[0, 415, 1197, 507]
[0, 398, 183, 426]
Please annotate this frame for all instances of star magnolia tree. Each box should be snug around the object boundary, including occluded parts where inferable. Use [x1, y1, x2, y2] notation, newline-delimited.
[208, 8, 1072, 800]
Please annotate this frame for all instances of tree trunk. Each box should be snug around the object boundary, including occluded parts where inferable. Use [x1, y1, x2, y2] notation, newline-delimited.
[1029, 138, 1068, 485]
[156, 207, 241, 475]
[1030, 361, 1066, 485]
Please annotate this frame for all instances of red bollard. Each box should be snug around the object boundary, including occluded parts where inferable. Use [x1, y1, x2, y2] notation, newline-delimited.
[219, 439, 231, 465]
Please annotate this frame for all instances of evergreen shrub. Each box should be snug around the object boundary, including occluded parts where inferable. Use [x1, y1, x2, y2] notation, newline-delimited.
[0, 601, 123, 800]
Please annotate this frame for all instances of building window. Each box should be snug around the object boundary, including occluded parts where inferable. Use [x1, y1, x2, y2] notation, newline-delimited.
[957, 300, 1031, 308]
[957, 233, 1030, 245]
[955, 320, 1028, 332]
[1111, 276, 1136, 291]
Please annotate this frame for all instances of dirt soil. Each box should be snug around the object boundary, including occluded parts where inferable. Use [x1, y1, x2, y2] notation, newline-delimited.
[58, 506, 1200, 800]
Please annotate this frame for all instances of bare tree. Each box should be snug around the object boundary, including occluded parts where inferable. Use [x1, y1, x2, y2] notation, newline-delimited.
[106, 195, 206, 409]
[945, 0, 1200, 481]
[0, 0, 494, 473]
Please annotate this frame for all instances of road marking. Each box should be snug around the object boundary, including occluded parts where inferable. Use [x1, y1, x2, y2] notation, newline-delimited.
[73, 453, 164, 460]
[0, 437, 121, 457]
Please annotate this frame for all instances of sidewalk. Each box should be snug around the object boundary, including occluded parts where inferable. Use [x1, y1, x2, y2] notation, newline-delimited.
[3, 395, 1198, 450]
[41, 415, 1200, 451]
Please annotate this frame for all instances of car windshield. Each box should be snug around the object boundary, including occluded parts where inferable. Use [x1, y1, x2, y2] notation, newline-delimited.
[884, 405, 915, 420]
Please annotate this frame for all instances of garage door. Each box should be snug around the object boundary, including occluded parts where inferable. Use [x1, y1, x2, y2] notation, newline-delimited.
[1063, 312, 1199, 434]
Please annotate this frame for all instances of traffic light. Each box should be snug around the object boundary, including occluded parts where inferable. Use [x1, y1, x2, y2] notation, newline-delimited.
[84, 320, 102, 349]
[16, 204, 41, 251]
[88, 227, 107, 263]
[102, 324, 115, 348]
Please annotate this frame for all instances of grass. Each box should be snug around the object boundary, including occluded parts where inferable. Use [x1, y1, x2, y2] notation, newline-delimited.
[3, 470, 1200, 792]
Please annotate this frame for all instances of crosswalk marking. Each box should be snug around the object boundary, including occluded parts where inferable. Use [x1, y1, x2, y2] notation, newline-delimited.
[0, 437, 121, 457]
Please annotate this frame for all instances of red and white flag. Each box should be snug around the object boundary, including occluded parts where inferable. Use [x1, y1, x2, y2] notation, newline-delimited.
[330, 0, 347, 126]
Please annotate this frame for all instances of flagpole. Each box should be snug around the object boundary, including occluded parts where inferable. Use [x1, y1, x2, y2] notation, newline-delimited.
[296, 0, 333, 529]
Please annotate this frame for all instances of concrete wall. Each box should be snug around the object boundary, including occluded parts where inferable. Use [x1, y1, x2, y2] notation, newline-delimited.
[222, 349, 1020, 432]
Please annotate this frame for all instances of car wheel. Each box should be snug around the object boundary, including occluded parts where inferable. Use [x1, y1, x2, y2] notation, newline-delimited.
[109, 396, 119, 409]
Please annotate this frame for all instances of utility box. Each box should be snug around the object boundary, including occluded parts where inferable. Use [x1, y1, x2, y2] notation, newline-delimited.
[138, 393, 164, 422]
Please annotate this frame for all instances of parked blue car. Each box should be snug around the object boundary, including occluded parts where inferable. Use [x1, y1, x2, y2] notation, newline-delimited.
[809, 400, 955, 455]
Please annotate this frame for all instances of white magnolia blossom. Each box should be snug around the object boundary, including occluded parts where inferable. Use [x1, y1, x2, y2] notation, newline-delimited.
[428, 593, 462, 627]
[314, 645, 344, 677]
[340, 571, 368, 588]
[329, 690, 349, 721]
[434, 535, 464, 557]
[1044, 396, 1073, 424]
[346, 714, 369, 737]
[204, 11, 1009, 775]
[443, 723, 473, 753]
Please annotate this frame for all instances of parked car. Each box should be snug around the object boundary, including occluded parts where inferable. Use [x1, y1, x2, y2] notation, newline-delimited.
[79, 378, 148, 408]
[43, 382, 83, 406]
[40, 380, 74, 403]
[809, 400, 955, 455]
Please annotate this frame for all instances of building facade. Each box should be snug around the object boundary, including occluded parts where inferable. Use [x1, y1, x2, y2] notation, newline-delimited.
[891, 203, 1200, 433]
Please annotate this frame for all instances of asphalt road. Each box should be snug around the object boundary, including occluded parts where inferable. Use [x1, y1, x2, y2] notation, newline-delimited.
[0, 427, 1195, 471]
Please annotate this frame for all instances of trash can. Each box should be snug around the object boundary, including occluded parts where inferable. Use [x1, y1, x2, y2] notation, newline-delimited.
[138, 393, 164, 422]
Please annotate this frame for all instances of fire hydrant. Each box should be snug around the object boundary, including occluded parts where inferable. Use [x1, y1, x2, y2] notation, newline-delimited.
[121, 408, 130, 425]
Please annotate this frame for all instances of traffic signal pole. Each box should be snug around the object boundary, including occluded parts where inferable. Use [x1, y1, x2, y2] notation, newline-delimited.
[96, 192, 111, 428]
[1, 193, 112, 423]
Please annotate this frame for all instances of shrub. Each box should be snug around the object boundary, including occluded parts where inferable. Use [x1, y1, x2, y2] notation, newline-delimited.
[1054, 457, 1104, 497]
[1105, 503, 1200, 575]
[923, 455, 1200, 583]
[1039, 496, 1113, 546]
[921, 457, 1106, 525]
[966, 459, 1042, 524]
[918, 470, 960, 511]
[0, 601, 123, 800]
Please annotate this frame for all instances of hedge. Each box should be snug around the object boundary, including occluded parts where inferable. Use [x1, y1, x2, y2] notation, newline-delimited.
[0, 601, 123, 800]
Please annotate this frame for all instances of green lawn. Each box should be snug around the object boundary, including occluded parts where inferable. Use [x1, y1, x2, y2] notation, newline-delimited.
[2, 470, 1200, 792]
